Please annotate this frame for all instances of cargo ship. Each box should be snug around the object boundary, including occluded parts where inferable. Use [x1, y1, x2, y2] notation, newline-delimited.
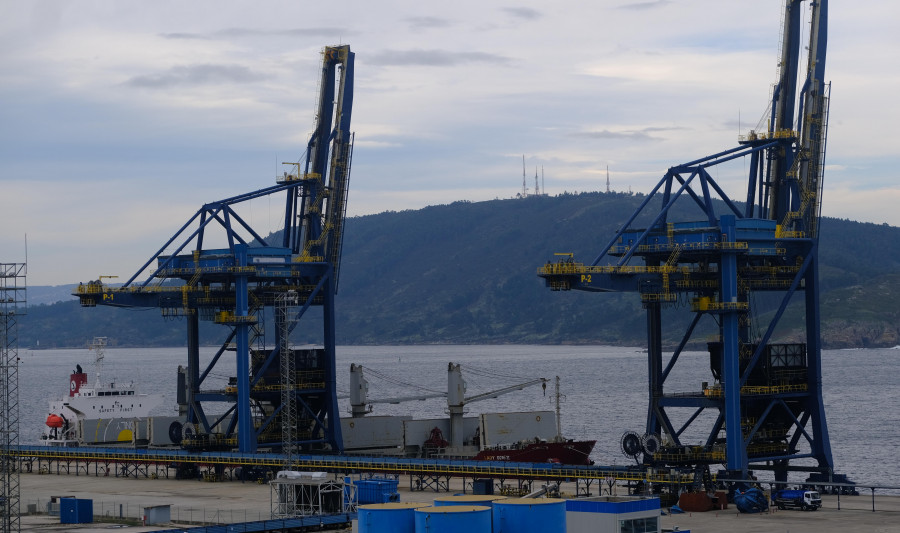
[38, 351, 596, 462]
[40, 337, 165, 446]
[474, 438, 596, 465]
[421, 426, 595, 465]
[344, 363, 596, 465]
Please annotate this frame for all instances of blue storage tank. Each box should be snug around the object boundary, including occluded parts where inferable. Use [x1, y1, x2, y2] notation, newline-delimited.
[433, 495, 507, 507]
[358, 502, 430, 533]
[414, 505, 492, 533]
[59, 498, 93, 524]
[493, 498, 566, 533]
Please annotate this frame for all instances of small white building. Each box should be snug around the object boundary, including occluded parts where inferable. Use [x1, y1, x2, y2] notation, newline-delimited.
[565, 496, 661, 533]
[142, 505, 171, 526]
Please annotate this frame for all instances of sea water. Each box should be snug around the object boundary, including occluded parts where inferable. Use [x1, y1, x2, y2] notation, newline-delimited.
[15, 344, 900, 489]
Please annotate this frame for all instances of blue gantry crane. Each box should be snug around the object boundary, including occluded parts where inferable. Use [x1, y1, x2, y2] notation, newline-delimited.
[75, 45, 355, 454]
[540, 1, 835, 483]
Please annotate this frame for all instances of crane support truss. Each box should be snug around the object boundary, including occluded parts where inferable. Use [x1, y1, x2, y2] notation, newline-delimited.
[75, 45, 354, 454]
[1, 263, 25, 533]
[539, 1, 834, 482]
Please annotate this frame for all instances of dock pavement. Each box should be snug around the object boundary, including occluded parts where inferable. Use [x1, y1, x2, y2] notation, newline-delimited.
[16, 471, 900, 532]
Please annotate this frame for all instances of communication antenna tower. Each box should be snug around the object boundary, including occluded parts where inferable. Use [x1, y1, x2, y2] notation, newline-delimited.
[534, 167, 540, 196]
[522, 155, 527, 197]
[606, 166, 610, 193]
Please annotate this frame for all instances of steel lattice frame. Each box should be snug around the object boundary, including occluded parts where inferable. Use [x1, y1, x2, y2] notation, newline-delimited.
[0, 263, 25, 533]
[278, 291, 299, 468]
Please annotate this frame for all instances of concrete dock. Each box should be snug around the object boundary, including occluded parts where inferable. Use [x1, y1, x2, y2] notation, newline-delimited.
[16, 471, 900, 532]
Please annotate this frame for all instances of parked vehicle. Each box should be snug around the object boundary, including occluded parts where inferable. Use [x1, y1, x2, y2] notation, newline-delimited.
[772, 489, 821, 511]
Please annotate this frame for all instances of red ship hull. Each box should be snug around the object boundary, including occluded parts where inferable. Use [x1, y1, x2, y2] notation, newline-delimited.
[474, 439, 596, 465]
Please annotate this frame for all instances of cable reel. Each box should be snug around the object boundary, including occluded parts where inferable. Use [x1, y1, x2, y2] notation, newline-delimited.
[620, 431, 643, 460]
[641, 433, 661, 455]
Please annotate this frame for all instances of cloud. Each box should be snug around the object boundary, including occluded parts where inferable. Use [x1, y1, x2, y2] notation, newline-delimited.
[217, 27, 348, 38]
[578, 126, 680, 141]
[1, 0, 897, 286]
[406, 17, 453, 30]
[158, 32, 208, 40]
[354, 139, 403, 149]
[367, 49, 513, 67]
[501, 7, 542, 20]
[160, 27, 347, 40]
[618, 1, 670, 11]
[125, 64, 268, 89]
[820, 186, 900, 227]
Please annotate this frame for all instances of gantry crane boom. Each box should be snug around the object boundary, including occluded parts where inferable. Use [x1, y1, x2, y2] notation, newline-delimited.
[764, 0, 829, 237]
[284, 46, 354, 288]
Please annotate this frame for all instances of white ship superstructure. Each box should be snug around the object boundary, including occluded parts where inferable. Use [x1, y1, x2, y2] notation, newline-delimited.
[41, 337, 164, 446]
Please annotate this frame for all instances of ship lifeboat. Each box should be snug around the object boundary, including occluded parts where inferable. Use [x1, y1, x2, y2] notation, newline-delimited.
[45, 414, 65, 428]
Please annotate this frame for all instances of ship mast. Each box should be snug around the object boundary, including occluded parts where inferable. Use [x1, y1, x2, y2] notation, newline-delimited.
[555, 376, 562, 441]
[89, 336, 107, 387]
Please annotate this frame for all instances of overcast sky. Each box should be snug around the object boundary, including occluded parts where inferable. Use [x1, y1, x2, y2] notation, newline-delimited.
[2, 0, 897, 286]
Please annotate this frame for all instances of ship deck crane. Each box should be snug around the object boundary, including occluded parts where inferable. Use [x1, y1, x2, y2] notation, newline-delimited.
[539, 1, 837, 483]
[75, 45, 355, 454]
[350, 363, 547, 449]
[448, 363, 547, 448]
[349, 363, 447, 417]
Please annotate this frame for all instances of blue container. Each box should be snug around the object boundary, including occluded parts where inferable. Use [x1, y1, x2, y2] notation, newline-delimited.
[359, 502, 429, 533]
[414, 505, 491, 533]
[473, 479, 494, 495]
[356, 479, 400, 504]
[492, 498, 566, 533]
[59, 498, 93, 524]
[433, 495, 507, 507]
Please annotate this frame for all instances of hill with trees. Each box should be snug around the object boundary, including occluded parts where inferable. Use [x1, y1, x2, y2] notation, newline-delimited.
[19, 192, 900, 349]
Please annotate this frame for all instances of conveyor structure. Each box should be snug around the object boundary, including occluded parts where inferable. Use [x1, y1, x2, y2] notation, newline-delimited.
[9, 445, 689, 487]
[75, 45, 355, 454]
[539, 0, 835, 483]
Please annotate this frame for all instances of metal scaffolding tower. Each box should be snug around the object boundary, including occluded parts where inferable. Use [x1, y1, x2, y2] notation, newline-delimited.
[278, 291, 299, 468]
[75, 45, 354, 454]
[540, 1, 835, 483]
[1, 262, 25, 533]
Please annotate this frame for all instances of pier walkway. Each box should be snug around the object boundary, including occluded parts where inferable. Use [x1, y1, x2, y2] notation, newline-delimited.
[11, 444, 672, 486]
